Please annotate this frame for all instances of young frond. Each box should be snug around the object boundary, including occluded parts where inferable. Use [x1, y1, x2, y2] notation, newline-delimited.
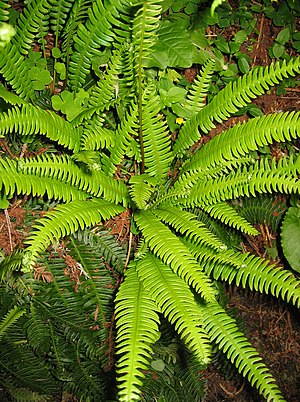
[173, 57, 300, 156]
[115, 264, 160, 402]
[23, 199, 125, 270]
[12, 0, 51, 55]
[129, 174, 158, 210]
[134, 210, 216, 302]
[0, 83, 27, 106]
[49, 0, 76, 38]
[0, 105, 82, 151]
[142, 86, 173, 180]
[199, 302, 286, 401]
[182, 157, 300, 207]
[136, 253, 212, 364]
[81, 115, 115, 150]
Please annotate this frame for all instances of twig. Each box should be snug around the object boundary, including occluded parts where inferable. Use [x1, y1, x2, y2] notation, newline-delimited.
[252, 15, 264, 67]
[4, 209, 13, 252]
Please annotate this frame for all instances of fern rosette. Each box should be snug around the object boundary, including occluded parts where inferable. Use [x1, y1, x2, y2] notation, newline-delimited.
[0, 0, 299, 401]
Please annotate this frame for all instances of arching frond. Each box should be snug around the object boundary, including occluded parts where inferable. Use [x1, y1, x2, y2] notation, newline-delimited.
[0, 44, 34, 100]
[201, 202, 259, 235]
[0, 158, 88, 202]
[186, 241, 300, 308]
[11, 0, 51, 55]
[134, 210, 216, 302]
[136, 253, 211, 364]
[115, 264, 160, 402]
[142, 86, 173, 180]
[18, 154, 130, 205]
[23, 199, 125, 270]
[0, 105, 82, 151]
[185, 59, 215, 114]
[80, 115, 115, 150]
[129, 174, 157, 210]
[173, 57, 300, 156]
[0, 83, 27, 106]
[153, 205, 227, 250]
[199, 302, 285, 401]
[184, 111, 300, 173]
[0, 306, 26, 340]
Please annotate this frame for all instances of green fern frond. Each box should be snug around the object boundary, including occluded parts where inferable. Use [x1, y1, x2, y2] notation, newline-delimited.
[198, 302, 286, 401]
[0, 1, 10, 22]
[88, 46, 123, 110]
[0, 158, 88, 202]
[102, 101, 139, 176]
[136, 253, 211, 364]
[0, 105, 82, 151]
[68, 0, 130, 91]
[129, 174, 158, 210]
[81, 115, 115, 150]
[183, 156, 300, 207]
[18, 153, 129, 205]
[142, 86, 173, 180]
[12, 0, 51, 55]
[23, 198, 125, 270]
[153, 206, 227, 250]
[173, 57, 300, 156]
[0, 305, 26, 340]
[184, 111, 300, 173]
[134, 210, 216, 302]
[23, 303, 51, 353]
[0, 44, 34, 100]
[49, 0, 76, 38]
[74, 228, 126, 271]
[187, 241, 300, 308]
[185, 59, 215, 114]
[201, 202, 259, 235]
[115, 264, 161, 402]
[0, 83, 27, 106]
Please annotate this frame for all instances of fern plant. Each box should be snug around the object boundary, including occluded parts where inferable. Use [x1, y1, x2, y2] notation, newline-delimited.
[0, 0, 300, 401]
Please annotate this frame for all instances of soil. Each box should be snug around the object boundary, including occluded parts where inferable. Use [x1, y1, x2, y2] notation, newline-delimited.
[0, 3, 299, 402]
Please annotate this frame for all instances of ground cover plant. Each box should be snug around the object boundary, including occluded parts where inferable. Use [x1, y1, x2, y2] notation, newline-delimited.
[0, 0, 299, 401]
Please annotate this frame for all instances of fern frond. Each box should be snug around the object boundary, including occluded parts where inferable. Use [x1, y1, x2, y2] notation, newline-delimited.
[136, 253, 211, 364]
[115, 264, 160, 402]
[0, 105, 82, 151]
[129, 174, 158, 210]
[81, 115, 115, 150]
[88, 46, 123, 110]
[142, 86, 173, 180]
[0, 44, 34, 100]
[0, 83, 27, 106]
[173, 57, 300, 156]
[185, 59, 215, 114]
[0, 158, 88, 201]
[183, 156, 300, 207]
[23, 199, 125, 270]
[134, 210, 216, 302]
[68, 0, 130, 91]
[0, 306, 26, 340]
[153, 206, 227, 250]
[201, 202, 259, 235]
[198, 302, 286, 401]
[12, 0, 51, 55]
[102, 101, 139, 176]
[0, 1, 10, 22]
[18, 154, 129, 205]
[187, 241, 300, 308]
[184, 111, 300, 173]
[49, 0, 76, 38]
